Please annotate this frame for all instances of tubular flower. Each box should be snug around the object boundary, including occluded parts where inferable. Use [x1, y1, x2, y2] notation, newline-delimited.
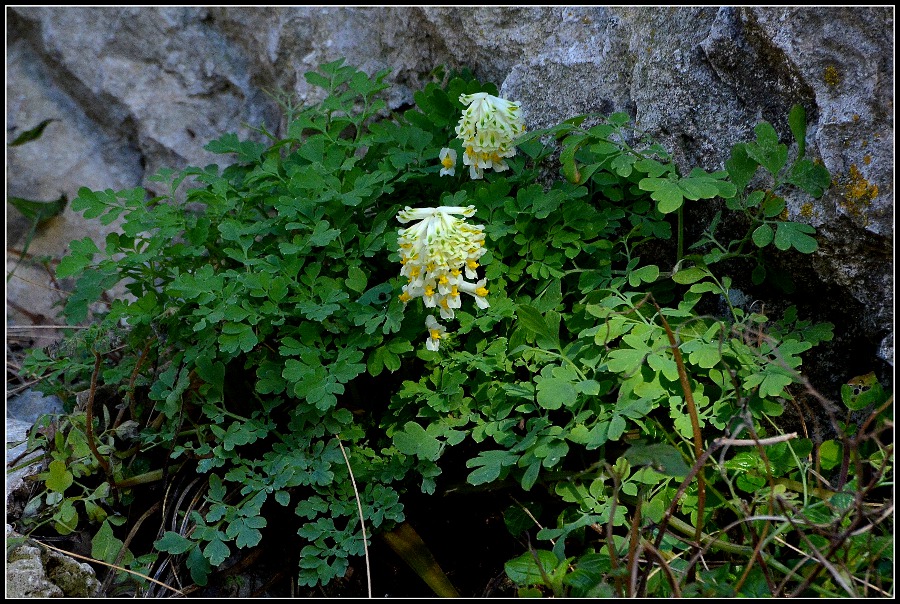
[397, 205, 491, 350]
[439, 147, 457, 176]
[455, 92, 526, 179]
[424, 315, 446, 351]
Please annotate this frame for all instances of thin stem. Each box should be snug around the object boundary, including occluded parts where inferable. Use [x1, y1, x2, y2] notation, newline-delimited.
[336, 438, 371, 599]
[676, 205, 684, 263]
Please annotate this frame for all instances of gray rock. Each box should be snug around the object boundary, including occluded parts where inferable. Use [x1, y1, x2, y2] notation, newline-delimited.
[6, 417, 44, 521]
[6, 524, 101, 598]
[6, 540, 64, 598]
[7, 389, 65, 424]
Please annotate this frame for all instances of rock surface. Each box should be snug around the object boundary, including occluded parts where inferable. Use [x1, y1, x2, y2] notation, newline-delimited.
[6, 524, 102, 598]
[6, 7, 893, 371]
[7, 404, 102, 597]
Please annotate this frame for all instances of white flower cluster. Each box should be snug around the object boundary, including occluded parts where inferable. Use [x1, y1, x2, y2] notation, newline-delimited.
[396, 205, 490, 351]
[452, 92, 525, 179]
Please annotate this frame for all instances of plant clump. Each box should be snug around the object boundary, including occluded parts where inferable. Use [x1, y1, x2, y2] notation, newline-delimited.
[12, 59, 892, 598]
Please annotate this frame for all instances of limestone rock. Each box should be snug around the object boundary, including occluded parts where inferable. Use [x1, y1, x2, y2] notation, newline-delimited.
[6, 417, 44, 521]
[6, 525, 101, 598]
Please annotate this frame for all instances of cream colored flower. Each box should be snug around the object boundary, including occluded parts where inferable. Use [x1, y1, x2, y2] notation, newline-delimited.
[425, 315, 446, 351]
[397, 205, 492, 349]
[439, 147, 457, 176]
[455, 92, 525, 179]
[459, 278, 490, 310]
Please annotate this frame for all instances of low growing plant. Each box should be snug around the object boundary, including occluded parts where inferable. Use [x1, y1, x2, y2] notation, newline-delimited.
[14, 59, 892, 597]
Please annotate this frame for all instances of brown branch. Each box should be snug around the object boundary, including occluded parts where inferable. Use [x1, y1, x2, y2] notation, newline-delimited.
[85, 350, 111, 477]
[651, 297, 706, 544]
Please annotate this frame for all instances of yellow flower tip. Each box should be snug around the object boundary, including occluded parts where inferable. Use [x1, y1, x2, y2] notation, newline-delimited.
[399, 291, 412, 303]
[476, 286, 489, 297]
[467, 259, 479, 269]
[429, 328, 442, 340]
[439, 147, 457, 176]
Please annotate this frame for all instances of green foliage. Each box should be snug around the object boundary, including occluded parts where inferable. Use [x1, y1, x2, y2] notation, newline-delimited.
[15, 60, 891, 598]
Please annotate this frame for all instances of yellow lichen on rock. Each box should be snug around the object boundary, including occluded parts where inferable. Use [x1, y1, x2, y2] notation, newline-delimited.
[823, 65, 841, 87]
[838, 164, 878, 225]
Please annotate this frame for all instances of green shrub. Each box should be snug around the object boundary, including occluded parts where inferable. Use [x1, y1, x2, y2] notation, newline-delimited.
[15, 59, 891, 597]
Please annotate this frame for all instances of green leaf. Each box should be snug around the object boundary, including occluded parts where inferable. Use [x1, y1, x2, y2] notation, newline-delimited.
[634, 158, 670, 178]
[624, 443, 690, 478]
[607, 414, 627, 441]
[9, 118, 56, 146]
[517, 305, 554, 342]
[91, 520, 127, 564]
[788, 104, 807, 158]
[672, 266, 709, 285]
[219, 322, 258, 355]
[536, 377, 578, 410]
[203, 537, 230, 566]
[840, 372, 887, 411]
[745, 190, 765, 208]
[53, 499, 79, 535]
[611, 153, 635, 177]
[725, 143, 759, 192]
[521, 460, 541, 490]
[8, 194, 68, 225]
[45, 459, 73, 493]
[204, 133, 267, 163]
[786, 159, 830, 198]
[304, 70, 332, 90]
[606, 348, 646, 375]
[344, 266, 368, 293]
[187, 545, 212, 586]
[56, 236, 101, 278]
[560, 134, 588, 184]
[678, 176, 720, 200]
[774, 221, 818, 253]
[228, 516, 267, 549]
[638, 177, 684, 214]
[752, 224, 774, 248]
[758, 368, 794, 398]
[155, 531, 194, 555]
[466, 450, 518, 486]
[393, 422, 442, 462]
[746, 122, 788, 176]
[762, 195, 786, 218]
[681, 340, 721, 369]
[818, 440, 842, 470]
[628, 264, 659, 287]
[505, 550, 563, 586]
[309, 220, 341, 246]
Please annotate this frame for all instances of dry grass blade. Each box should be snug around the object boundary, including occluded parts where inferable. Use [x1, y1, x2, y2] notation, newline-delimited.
[336, 437, 372, 598]
[31, 538, 184, 596]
